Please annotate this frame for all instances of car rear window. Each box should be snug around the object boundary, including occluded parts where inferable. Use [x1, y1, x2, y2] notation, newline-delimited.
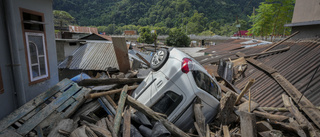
[151, 91, 183, 116]
[192, 70, 219, 98]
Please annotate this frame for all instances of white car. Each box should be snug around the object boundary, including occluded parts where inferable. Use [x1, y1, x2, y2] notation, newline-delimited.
[132, 48, 221, 131]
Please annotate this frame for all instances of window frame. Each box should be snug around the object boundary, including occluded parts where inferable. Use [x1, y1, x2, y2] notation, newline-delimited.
[20, 8, 50, 85]
[191, 70, 220, 99]
[151, 91, 183, 116]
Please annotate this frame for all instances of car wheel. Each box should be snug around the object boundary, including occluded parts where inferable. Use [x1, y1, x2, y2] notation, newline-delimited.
[150, 48, 169, 71]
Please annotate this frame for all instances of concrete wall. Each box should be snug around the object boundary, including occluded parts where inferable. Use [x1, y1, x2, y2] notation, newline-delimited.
[292, 25, 320, 39]
[292, 0, 320, 23]
[0, 0, 59, 119]
[56, 41, 80, 63]
[0, 0, 18, 119]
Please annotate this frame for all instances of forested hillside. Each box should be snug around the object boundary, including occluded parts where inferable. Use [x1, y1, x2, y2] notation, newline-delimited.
[53, 0, 263, 35]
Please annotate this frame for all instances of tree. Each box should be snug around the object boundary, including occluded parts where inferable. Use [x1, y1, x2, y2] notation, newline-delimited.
[165, 28, 190, 47]
[198, 30, 215, 36]
[53, 10, 76, 27]
[248, 0, 295, 38]
[137, 26, 157, 44]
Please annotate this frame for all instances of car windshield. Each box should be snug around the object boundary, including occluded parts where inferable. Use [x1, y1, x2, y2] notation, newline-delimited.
[192, 70, 219, 98]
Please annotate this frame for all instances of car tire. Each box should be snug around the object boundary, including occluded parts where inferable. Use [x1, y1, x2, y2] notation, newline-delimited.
[150, 48, 169, 71]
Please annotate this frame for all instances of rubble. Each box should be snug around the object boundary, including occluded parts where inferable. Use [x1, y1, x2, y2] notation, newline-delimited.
[1, 35, 320, 137]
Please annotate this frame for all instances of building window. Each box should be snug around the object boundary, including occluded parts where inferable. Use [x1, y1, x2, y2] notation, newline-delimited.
[25, 32, 49, 81]
[0, 68, 4, 94]
[151, 91, 183, 116]
[20, 8, 50, 84]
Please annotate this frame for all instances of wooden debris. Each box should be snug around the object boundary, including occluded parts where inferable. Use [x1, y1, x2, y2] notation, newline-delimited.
[58, 129, 70, 136]
[105, 117, 116, 137]
[78, 78, 143, 86]
[269, 120, 307, 137]
[237, 52, 320, 129]
[282, 94, 319, 137]
[82, 121, 111, 137]
[239, 111, 257, 137]
[218, 91, 238, 125]
[70, 126, 87, 137]
[235, 79, 255, 105]
[222, 125, 230, 137]
[48, 119, 77, 137]
[259, 106, 320, 112]
[123, 107, 131, 137]
[105, 95, 118, 109]
[238, 101, 259, 112]
[256, 121, 273, 132]
[136, 53, 150, 67]
[84, 126, 98, 137]
[126, 95, 190, 137]
[85, 85, 138, 99]
[194, 98, 206, 137]
[113, 85, 128, 136]
[253, 110, 289, 121]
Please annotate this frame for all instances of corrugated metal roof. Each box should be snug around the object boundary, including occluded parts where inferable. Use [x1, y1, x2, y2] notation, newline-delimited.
[200, 38, 320, 116]
[58, 42, 119, 71]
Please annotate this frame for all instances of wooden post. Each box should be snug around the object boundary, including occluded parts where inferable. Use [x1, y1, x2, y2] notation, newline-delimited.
[240, 111, 257, 137]
[112, 37, 130, 73]
[113, 85, 128, 136]
[235, 79, 255, 105]
[122, 108, 131, 137]
[194, 98, 206, 137]
[253, 110, 289, 121]
[222, 125, 231, 137]
[85, 85, 138, 99]
[219, 91, 238, 125]
[126, 95, 190, 137]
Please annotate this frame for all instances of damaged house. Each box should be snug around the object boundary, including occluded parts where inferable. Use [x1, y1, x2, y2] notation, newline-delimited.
[0, 0, 59, 119]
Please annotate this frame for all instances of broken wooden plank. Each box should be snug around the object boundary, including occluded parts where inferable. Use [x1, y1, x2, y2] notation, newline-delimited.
[113, 85, 128, 136]
[235, 79, 255, 105]
[259, 106, 320, 112]
[222, 125, 230, 137]
[219, 91, 238, 125]
[82, 121, 111, 137]
[238, 101, 259, 112]
[16, 83, 82, 135]
[282, 94, 319, 137]
[78, 78, 143, 86]
[0, 79, 73, 132]
[136, 53, 150, 67]
[194, 98, 206, 137]
[105, 117, 116, 137]
[105, 95, 118, 110]
[126, 95, 190, 137]
[237, 52, 320, 129]
[86, 85, 138, 99]
[194, 122, 204, 137]
[123, 108, 131, 137]
[48, 119, 77, 137]
[260, 31, 299, 53]
[240, 111, 257, 137]
[253, 110, 289, 121]
[269, 121, 307, 137]
[218, 82, 247, 103]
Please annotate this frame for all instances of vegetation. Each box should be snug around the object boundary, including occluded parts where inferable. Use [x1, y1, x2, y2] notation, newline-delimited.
[53, 0, 263, 36]
[248, 0, 295, 38]
[137, 26, 157, 44]
[165, 28, 190, 47]
[53, 10, 76, 27]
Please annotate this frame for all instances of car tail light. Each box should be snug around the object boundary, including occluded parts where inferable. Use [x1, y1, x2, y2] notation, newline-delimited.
[181, 58, 193, 73]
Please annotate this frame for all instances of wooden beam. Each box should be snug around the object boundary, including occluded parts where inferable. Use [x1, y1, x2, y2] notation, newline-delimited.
[126, 95, 190, 137]
[113, 85, 128, 136]
[85, 85, 138, 99]
[253, 110, 289, 122]
[222, 125, 231, 137]
[237, 52, 320, 129]
[235, 79, 255, 105]
[219, 91, 238, 125]
[240, 111, 257, 137]
[78, 78, 143, 86]
[122, 108, 131, 137]
[194, 98, 206, 137]
[260, 31, 299, 53]
[259, 106, 320, 112]
[282, 94, 319, 137]
[136, 53, 150, 67]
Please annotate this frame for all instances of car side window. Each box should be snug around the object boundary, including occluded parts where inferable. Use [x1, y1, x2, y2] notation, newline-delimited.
[151, 91, 183, 116]
[192, 70, 219, 98]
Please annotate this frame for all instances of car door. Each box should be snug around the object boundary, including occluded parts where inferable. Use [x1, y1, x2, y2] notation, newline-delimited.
[190, 70, 221, 123]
